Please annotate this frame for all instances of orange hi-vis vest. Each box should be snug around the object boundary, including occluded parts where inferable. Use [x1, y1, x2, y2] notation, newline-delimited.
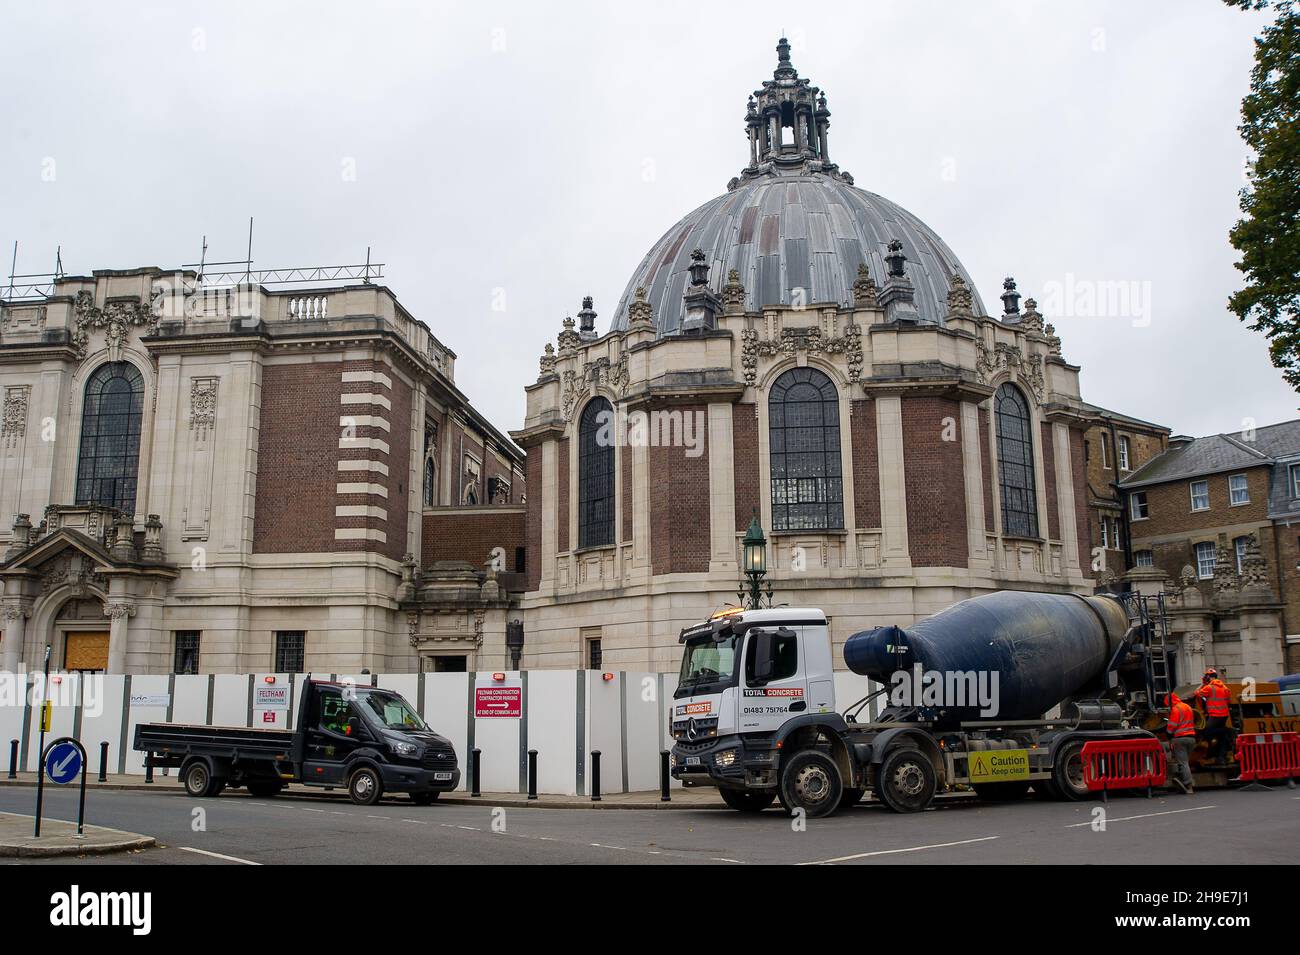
[1197, 679, 1230, 718]
[1167, 701, 1196, 738]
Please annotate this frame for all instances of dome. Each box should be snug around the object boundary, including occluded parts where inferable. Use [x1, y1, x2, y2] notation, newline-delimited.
[610, 38, 985, 337]
[611, 173, 985, 336]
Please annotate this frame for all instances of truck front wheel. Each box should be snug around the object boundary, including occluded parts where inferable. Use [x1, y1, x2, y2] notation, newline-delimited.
[778, 751, 843, 818]
[876, 747, 936, 813]
[719, 788, 777, 813]
[1052, 741, 1090, 801]
[348, 767, 383, 806]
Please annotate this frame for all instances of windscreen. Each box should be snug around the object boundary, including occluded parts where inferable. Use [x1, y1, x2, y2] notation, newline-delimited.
[360, 691, 428, 730]
[679, 634, 739, 688]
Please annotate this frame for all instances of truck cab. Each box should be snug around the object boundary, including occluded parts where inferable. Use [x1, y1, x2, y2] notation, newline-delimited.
[670, 608, 841, 804]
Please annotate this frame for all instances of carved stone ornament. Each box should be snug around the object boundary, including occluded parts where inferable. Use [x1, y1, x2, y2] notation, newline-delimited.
[852, 263, 880, 308]
[627, 287, 654, 327]
[610, 352, 630, 397]
[560, 368, 583, 422]
[72, 290, 160, 360]
[190, 377, 218, 438]
[539, 342, 556, 376]
[741, 323, 863, 387]
[1020, 297, 1044, 334]
[104, 601, 136, 620]
[556, 315, 581, 353]
[944, 274, 973, 317]
[1, 385, 30, 449]
[975, 338, 1045, 401]
[722, 269, 747, 309]
[1044, 322, 1063, 356]
[407, 611, 421, 647]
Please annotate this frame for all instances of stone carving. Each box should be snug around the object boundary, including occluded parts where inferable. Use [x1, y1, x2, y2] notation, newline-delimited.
[975, 338, 1045, 401]
[189, 377, 218, 438]
[1239, 534, 1271, 595]
[852, 263, 879, 308]
[1, 305, 46, 334]
[1020, 297, 1044, 334]
[722, 269, 746, 310]
[1, 604, 29, 621]
[38, 552, 105, 595]
[407, 611, 421, 647]
[72, 290, 159, 360]
[627, 287, 654, 327]
[1179, 564, 1198, 589]
[1, 385, 30, 449]
[1212, 540, 1238, 599]
[1044, 323, 1062, 356]
[560, 368, 582, 422]
[538, 342, 556, 376]
[741, 323, 864, 387]
[944, 274, 972, 317]
[610, 351, 630, 397]
[556, 314, 581, 353]
[104, 601, 136, 620]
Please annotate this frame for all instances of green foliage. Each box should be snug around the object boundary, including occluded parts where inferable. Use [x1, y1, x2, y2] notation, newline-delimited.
[1226, 0, 1300, 391]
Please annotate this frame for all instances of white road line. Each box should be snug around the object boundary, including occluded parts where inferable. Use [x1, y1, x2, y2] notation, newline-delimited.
[178, 846, 261, 866]
[798, 835, 1000, 865]
[711, 857, 745, 864]
[1064, 805, 1215, 828]
[400, 819, 428, 825]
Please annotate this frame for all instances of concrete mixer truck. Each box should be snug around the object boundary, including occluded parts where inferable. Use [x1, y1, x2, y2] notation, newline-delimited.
[669, 589, 1171, 816]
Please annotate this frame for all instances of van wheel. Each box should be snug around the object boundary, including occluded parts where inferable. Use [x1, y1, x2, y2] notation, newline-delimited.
[348, 767, 383, 806]
[719, 788, 776, 813]
[876, 747, 936, 813]
[182, 760, 219, 798]
[1053, 740, 1091, 801]
[972, 781, 1030, 802]
[409, 792, 438, 806]
[778, 751, 843, 819]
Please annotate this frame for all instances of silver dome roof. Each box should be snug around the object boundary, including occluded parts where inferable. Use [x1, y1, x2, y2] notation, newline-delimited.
[611, 171, 986, 336]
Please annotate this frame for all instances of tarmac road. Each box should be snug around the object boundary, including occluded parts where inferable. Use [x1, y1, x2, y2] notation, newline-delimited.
[2, 784, 1295, 865]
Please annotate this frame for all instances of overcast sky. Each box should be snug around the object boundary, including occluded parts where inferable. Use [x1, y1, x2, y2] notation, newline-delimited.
[2, 0, 1295, 440]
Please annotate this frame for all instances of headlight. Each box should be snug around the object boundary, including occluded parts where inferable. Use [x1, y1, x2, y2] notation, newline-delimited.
[390, 741, 418, 757]
[715, 749, 738, 768]
[669, 752, 677, 769]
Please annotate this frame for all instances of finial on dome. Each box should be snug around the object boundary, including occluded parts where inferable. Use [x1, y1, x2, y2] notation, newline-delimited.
[1001, 277, 1021, 317]
[775, 36, 795, 77]
[688, 248, 710, 287]
[884, 239, 908, 278]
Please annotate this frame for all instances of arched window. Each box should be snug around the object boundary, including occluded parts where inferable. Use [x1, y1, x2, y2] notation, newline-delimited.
[578, 398, 615, 548]
[75, 362, 144, 514]
[994, 383, 1039, 538]
[769, 367, 843, 531]
[423, 457, 437, 506]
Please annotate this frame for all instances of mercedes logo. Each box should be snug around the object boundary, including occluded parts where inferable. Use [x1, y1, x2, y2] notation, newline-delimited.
[686, 718, 699, 741]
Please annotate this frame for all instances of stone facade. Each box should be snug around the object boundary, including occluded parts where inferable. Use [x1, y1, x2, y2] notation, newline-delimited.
[0, 268, 525, 674]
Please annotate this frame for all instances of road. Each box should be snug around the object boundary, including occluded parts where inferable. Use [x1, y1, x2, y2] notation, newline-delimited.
[2, 785, 1295, 865]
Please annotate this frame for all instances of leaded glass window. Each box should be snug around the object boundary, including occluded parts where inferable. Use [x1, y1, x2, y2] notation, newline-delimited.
[768, 367, 843, 531]
[75, 362, 144, 514]
[578, 398, 615, 548]
[994, 383, 1039, 538]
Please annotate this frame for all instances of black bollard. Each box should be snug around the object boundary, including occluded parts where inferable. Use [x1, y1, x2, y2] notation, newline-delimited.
[527, 749, 538, 800]
[591, 750, 602, 802]
[660, 750, 671, 802]
[98, 741, 109, 782]
[144, 754, 154, 784]
[6, 739, 16, 779]
[470, 747, 481, 797]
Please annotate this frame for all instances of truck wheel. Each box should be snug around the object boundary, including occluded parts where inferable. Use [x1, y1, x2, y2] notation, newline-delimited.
[838, 787, 866, 809]
[876, 747, 936, 813]
[1053, 741, 1091, 801]
[348, 767, 383, 806]
[181, 760, 224, 798]
[778, 751, 843, 819]
[719, 788, 776, 813]
[972, 781, 1030, 802]
[409, 792, 439, 806]
[1033, 778, 1062, 800]
[247, 779, 284, 798]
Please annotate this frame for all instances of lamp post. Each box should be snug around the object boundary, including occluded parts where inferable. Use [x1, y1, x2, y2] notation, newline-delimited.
[738, 515, 773, 610]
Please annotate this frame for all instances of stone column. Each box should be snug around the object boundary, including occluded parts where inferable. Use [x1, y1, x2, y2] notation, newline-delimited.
[875, 395, 910, 568]
[707, 403, 737, 575]
[960, 401, 988, 568]
[539, 440, 558, 590]
[1052, 422, 1081, 573]
[1, 605, 28, 672]
[105, 601, 135, 674]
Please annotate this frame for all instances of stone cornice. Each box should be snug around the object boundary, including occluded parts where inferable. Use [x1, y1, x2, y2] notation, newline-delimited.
[859, 375, 994, 403]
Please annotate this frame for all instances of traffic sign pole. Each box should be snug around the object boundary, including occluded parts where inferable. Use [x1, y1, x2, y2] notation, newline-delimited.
[35, 737, 88, 839]
[33, 645, 51, 838]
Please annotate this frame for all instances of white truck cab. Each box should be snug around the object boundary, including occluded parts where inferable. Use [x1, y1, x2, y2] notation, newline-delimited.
[671, 608, 837, 781]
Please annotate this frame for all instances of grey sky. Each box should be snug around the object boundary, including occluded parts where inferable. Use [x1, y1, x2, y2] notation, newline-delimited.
[2, 0, 1294, 440]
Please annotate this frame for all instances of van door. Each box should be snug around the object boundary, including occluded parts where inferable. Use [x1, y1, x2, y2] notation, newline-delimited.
[302, 688, 368, 785]
[739, 627, 809, 732]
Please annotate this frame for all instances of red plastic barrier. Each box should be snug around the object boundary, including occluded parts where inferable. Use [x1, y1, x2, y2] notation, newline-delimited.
[1235, 732, 1300, 783]
[1081, 738, 1167, 792]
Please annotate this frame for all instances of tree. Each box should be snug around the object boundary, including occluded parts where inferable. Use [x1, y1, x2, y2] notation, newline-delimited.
[1226, 1, 1300, 391]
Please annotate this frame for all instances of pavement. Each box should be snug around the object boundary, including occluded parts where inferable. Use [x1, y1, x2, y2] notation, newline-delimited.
[0, 773, 726, 809]
[0, 809, 154, 858]
[1, 777, 1295, 865]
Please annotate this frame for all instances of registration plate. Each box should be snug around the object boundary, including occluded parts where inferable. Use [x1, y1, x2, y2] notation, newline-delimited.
[433, 772, 453, 781]
[685, 756, 701, 766]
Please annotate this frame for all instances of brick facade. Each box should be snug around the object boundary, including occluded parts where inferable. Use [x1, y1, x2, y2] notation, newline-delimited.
[422, 506, 526, 570]
[525, 448, 543, 591]
[556, 437, 570, 553]
[733, 403, 759, 531]
[850, 399, 880, 529]
[621, 447, 633, 543]
[650, 404, 710, 574]
[979, 411, 995, 533]
[1041, 422, 1060, 541]
[1070, 427, 1091, 572]
[901, 396, 967, 568]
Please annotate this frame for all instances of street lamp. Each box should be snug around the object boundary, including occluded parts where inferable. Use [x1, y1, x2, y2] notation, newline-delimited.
[738, 514, 773, 610]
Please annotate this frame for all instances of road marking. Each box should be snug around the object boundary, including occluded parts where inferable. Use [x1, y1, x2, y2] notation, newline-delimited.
[1064, 805, 1215, 828]
[711, 857, 745, 864]
[178, 846, 261, 866]
[400, 819, 428, 824]
[798, 835, 1000, 865]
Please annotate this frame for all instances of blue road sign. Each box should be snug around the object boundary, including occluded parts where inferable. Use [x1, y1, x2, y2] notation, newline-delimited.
[45, 741, 82, 785]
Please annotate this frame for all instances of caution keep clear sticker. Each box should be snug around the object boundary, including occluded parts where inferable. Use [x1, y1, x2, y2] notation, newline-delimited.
[967, 749, 1030, 783]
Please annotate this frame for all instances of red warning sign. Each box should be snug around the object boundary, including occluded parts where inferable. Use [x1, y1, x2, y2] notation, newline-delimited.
[475, 686, 522, 718]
